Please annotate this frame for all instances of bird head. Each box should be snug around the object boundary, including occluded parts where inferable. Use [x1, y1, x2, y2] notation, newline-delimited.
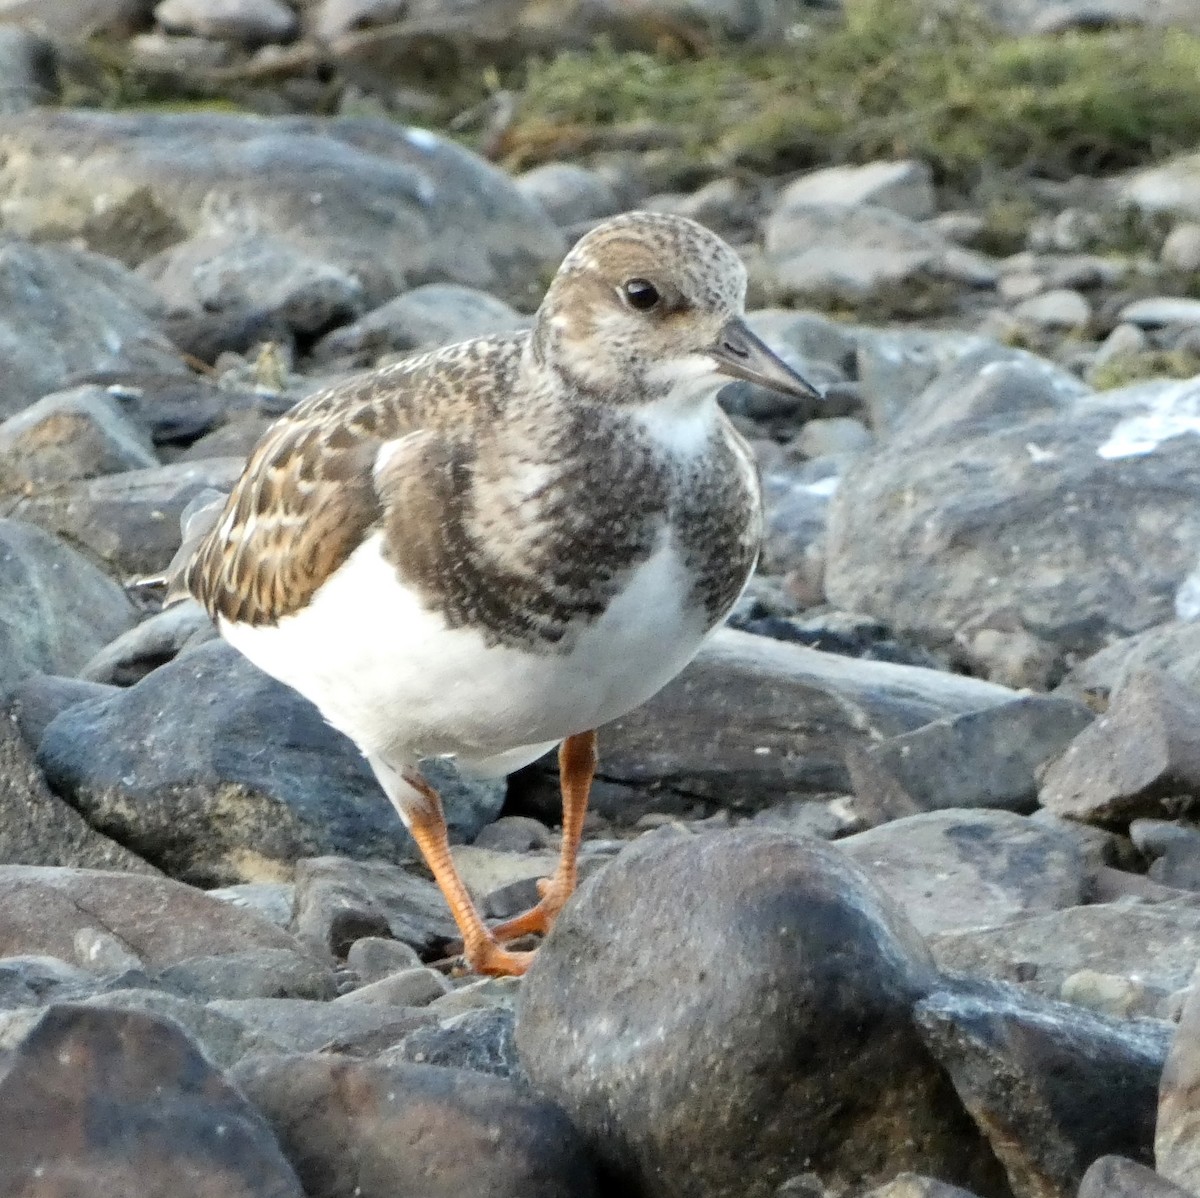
[533, 211, 822, 409]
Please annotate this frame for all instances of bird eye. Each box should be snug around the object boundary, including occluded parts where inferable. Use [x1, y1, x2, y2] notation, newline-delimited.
[621, 278, 661, 312]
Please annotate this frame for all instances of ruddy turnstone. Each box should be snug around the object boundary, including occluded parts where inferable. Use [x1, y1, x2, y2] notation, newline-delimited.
[169, 211, 821, 976]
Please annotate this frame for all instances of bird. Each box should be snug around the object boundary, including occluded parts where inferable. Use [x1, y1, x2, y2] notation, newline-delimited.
[168, 211, 821, 976]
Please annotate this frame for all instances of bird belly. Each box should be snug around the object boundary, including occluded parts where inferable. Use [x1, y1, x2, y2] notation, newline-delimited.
[219, 531, 724, 770]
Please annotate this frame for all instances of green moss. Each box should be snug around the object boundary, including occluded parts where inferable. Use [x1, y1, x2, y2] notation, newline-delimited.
[503, 0, 1200, 186]
[1090, 349, 1200, 390]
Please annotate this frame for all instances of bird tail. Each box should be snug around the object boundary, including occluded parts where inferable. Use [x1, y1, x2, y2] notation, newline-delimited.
[128, 488, 229, 606]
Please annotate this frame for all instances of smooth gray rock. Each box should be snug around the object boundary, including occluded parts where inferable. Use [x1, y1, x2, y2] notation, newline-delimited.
[0, 709, 152, 873]
[516, 830, 1007, 1198]
[80, 601, 217, 686]
[515, 162, 621, 226]
[0, 109, 564, 307]
[775, 160, 936, 221]
[291, 855, 457, 959]
[344, 936, 423, 982]
[826, 366, 1200, 668]
[582, 627, 1014, 815]
[140, 231, 365, 335]
[1010, 288, 1090, 329]
[763, 203, 996, 304]
[154, 0, 298, 42]
[81, 987, 285, 1069]
[860, 1178, 983, 1198]
[157, 949, 338, 1002]
[1060, 621, 1200, 701]
[0, 518, 136, 694]
[208, 997, 433, 1054]
[38, 642, 504, 886]
[1121, 152, 1200, 221]
[10, 673, 115, 753]
[838, 810, 1087, 937]
[915, 983, 1169, 1198]
[0, 865, 306, 968]
[853, 328, 1000, 435]
[1078, 1157, 1193, 1198]
[311, 282, 525, 363]
[0, 237, 180, 418]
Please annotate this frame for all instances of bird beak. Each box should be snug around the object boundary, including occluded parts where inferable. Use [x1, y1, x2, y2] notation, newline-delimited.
[709, 318, 824, 401]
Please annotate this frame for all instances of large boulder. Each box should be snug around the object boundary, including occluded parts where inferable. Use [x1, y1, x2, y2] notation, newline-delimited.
[0, 109, 564, 307]
[516, 829, 1008, 1198]
[826, 358, 1200, 669]
[37, 641, 505, 885]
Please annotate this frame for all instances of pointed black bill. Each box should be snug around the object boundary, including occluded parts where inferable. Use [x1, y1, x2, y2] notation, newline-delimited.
[709, 317, 824, 401]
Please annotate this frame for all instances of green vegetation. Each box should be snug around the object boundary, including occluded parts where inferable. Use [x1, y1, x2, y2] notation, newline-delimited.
[503, 0, 1200, 185]
[68, 0, 1200, 195]
[1090, 349, 1200, 390]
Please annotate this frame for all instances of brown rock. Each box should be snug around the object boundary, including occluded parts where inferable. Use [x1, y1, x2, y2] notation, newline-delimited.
[0, 1004, 303, 1198]
[516, 829, 1008, 1198]
[0, 385, 158, 493]
[231, 1054, 600, 1198]
[1040, 670, 1200, 825]
[0, 865, 307, 967]
[1078, 1156, 1194, 1197]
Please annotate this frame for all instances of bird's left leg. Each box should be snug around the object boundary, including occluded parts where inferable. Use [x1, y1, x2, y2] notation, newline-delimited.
[491, 729, 596, 942]
[369, 755, 533, 977]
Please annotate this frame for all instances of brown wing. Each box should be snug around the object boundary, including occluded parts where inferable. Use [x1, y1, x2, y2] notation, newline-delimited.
[179, 413, 384, 627]
[171, 332, 527, 628]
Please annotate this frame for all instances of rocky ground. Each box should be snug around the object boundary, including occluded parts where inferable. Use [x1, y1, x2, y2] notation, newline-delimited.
[6, 0, 1200, 1196]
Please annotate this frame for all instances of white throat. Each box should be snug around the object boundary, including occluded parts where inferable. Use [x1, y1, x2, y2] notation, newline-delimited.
[634, 354, 725, 456]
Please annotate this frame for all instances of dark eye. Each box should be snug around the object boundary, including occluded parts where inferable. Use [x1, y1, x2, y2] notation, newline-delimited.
[621, 278, 660, 311]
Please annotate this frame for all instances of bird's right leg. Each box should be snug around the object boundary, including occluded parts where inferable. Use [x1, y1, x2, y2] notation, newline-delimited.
[368, 755, 533, 977]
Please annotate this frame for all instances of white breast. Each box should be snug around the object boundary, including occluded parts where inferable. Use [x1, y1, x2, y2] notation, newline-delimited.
[220, 529, 713, 775]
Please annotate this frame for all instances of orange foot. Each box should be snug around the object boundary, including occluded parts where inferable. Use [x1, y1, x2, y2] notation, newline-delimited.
[465, 937, 536, 977]
[490, 875, 572, 942]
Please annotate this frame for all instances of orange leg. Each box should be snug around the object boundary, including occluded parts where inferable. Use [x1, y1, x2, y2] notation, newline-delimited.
[401, 770, 533, 977]
[491, 730, 597, 942]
